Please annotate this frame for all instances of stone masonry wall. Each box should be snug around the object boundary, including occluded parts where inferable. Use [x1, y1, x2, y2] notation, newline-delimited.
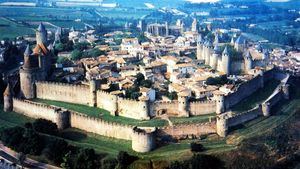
[190, 101, 216, 115]
[36, 81, 91, 105]
[158, 122, 216, 139]
[13, 98, 59, 124]
[70, 111, 133, 140]
[227, 106, 261, 127]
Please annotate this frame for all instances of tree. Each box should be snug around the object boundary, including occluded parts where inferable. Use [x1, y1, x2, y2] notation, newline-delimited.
[32, 119, 58, 135]
[71, 50, 83, 61]
[190, 142, 205, 152]
[73, 42, 89, 51]
[73, 148, 98, 169]
[117, 151, 137, 169]
[43, 139, 69, 165]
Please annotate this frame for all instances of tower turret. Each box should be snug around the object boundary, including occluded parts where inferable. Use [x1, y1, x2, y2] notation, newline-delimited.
[234, 35, 246, 52]
[196, 34, 203, 60]
[244, 50, 253, 73]
[262, 102, 270, 117]
[215, 93, 225, 114]
[211, 45, 220, 69]
[216, 114, 228, 137]
[89, 79, 97, 107]
[178, 92, 189, 117]
[165, 21, 169, 36]
[222, 46, 230, 75]
[36, 22, 48, 45]
[3, 83, 13, 112]
[191, 18, 198, 32]
[20, 45, 37, 99]
[205, 41, 213, 65]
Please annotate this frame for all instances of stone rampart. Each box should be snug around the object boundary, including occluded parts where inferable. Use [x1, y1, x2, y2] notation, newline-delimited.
[189, 101, 216, 115]
[158, 122, 216, 139]
[224, 74, 264, 109]
[12, 98, 69, 129]
[36, 81, 91, 105]
[152, 101, 179, 116]
[227, 106, 261, 127]
[69, 111, 133, 140]
[117, 97, 150, 120]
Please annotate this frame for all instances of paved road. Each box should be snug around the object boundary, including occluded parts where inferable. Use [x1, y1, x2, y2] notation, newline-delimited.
[0, 143, 60, 169]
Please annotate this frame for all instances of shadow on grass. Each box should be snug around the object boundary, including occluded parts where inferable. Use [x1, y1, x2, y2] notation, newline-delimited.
[60, 130, 87, 141]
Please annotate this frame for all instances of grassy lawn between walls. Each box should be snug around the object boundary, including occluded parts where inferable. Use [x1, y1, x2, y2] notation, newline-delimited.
[33, 98, 213, 127]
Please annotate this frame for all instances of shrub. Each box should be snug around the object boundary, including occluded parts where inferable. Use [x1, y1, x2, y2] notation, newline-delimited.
[190, 142, 205, 152]
[32, 119, 58, 135]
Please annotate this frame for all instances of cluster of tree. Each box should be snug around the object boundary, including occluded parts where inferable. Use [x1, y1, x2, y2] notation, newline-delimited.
[71, 48, 106, 61]
[206, 75, 228, 86]
[0, 119, 137, 169]
[167, 91, 178, 100]
[125, 73, 153, 100]
[169, 154, 225, 169]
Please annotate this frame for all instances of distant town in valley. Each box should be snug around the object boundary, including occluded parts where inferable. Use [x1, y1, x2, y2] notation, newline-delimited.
[0, 0, 300, 169]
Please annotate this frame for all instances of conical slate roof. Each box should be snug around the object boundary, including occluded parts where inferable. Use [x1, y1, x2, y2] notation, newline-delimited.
[213, 45, 220, 54]
[223, 46, 229, 55]
[37, 23, 46, 32]
[24, 44, 32, 56]
[235, 35, 245, 45]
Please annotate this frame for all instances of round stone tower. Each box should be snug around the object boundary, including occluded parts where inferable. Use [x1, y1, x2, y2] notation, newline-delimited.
[20, 45, 37, 99]
[36, 22, 48, 45]
[262, 102, 271, 117]
[89, 79, 97, 107]
[132, 127, 156, 153]
[222, 46, 230, 75]
[3, 83, 13, 112]
[55, 109, 70, 130]
[205, 41, 213, 65]
[178, 92, 189, 117]
[211, 45, 220, 69]
[215, 93, 225, 115]
[216, 114, 228, 137]
[244, 51, 253, 73]
[196, 35, 203, 60]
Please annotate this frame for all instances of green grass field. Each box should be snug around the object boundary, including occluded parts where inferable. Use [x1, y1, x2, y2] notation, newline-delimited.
[33, 98, 168, 127]
[0, 17, 34, 39]
[170, 113, 215, 125]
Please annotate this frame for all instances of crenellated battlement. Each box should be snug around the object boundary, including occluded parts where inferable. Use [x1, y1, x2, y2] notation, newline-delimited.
[190, 100, 216, 104]
[36, 81, 89, 89]
[13, 98, 58, 111]
[69, 111, 133, 128]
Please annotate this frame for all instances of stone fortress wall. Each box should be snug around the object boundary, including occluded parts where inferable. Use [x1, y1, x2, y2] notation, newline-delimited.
[152, 100, 216, 117]
[190, 101, 216, 116]
[158, 122, 216, 140]
[35, 81, 217, 120]
[36, 81, 91, 105]
[216, 72, 291, 137]
[222, 68, 277, 110]
[11, 98, 156, 152]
